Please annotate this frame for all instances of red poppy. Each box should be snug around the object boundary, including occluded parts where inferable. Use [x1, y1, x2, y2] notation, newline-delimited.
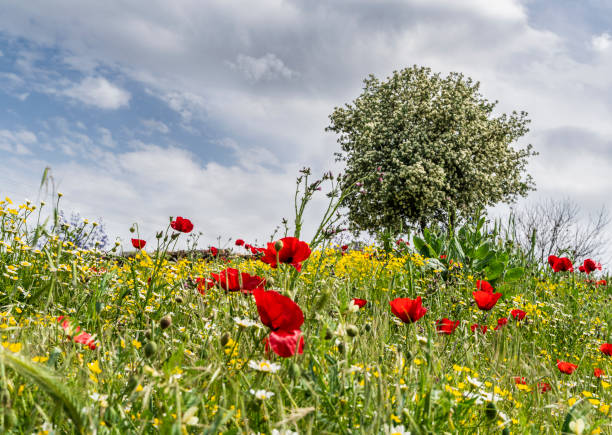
[473, 285, 502, 311]
[235, 239, 245, 246]
[597, 279, 607, 286]
[580, 258, 601, 274]
[470, 323, 487, 334]
[210, 268, 266, 293]
[210, 247, 218, 257]
[390, 297, 427, 324]
[195, 277, 214, 295]
[265, 329, 304, 358]
[549, 256, 573, 272]
[600, 343, 612, 356]
[259, 237, 311, 272]
[557, 359, 578, 374]
[440, 254, 447, 259]
[131, 238, 146, 249]
[253, 289, 304, 332]
[494, 317, 508, 330]
[510, 309, 527, 321]
[594, 368, 604, 378]
[513, 376, 527, 385]
[476, 280, 494, 292]
[170, 216, 193, 233]
[341, 245, 349, 251]
[538, 382, 552, 393]
[352, 298, 367, 308]
[57, 316, 97, 350]
[436, 318, 460, 335]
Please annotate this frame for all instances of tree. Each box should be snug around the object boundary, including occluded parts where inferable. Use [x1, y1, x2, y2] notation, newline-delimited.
[510, 198, 610, 264]
[327, 66, 536, 235]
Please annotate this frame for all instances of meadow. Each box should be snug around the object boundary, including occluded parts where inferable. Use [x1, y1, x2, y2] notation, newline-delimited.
[0, 194, 611, 435]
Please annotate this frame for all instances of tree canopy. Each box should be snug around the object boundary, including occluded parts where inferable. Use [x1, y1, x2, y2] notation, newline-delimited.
[327, 65, 536, 234]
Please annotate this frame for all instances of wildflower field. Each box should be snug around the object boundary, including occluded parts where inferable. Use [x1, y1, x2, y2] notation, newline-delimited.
[0, 196, 611, 435]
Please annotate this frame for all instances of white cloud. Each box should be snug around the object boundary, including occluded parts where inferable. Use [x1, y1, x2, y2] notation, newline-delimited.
[0, 143, 330, 249]
[229, 53, 296, 82]
[0, 129, 37, 155]
[591, 32, 611, 51]
[62, 77, 131, 110]
[141, 119, 170, 134]
[98, 127, 116, 148]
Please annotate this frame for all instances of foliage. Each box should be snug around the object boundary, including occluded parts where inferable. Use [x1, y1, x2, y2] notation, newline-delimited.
[0, 195, 611, 434]
[327, 65, 537, 234]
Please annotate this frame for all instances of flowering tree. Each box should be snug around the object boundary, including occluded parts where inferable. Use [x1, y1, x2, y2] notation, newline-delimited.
[327, 65, 536, 234]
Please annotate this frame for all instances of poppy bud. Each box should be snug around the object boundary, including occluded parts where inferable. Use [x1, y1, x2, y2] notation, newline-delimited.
[171, 233, 180, 240]
[346, 324, 359, 337]
[126, 375, 138, 391]
[160, 315, 172, 330]
[175, 296, 184, 304]
[324, 328, 333, 340]
[163, 235, 168, 242]
[144, 329, 152, 339]
[485, 402, 498, 421]
[129, 226, 135, 233]
[315, 289, 330, 311]
[144, 341, 158, 358]
[156, 231, 163, 239]
[289, 362, 301, 380]
[220, 332, 231, 347]
[0, 388, 10, 406]
[337, 341, 345, 354]
[274, 240, 284, 252]
[364, 323, 372, 332]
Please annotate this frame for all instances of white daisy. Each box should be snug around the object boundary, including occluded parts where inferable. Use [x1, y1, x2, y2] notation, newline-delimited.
[248, 359, 281, 373]
[250, 389, 275, 400]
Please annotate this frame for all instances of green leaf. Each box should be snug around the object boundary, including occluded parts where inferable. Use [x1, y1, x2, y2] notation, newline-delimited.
[474, 243, 490, 260]
[413, 236, 435, 258]
[504, 267, 524, 282]
[485, 261, 504, 280]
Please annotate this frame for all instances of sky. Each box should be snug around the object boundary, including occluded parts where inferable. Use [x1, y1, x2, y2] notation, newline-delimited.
[1, 0, 612, 255]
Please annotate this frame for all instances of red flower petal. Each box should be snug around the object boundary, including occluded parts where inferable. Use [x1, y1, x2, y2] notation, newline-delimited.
[265, 329, 304, 358]
[253, 290, 304, 332]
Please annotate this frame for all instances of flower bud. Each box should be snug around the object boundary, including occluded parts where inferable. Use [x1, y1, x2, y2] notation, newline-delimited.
[364, 323, 372, 332]
[336, 341, 345, 354]
[144, 341, 158, 358]
[160, 315, 172, 330]
[129, 226, 136, 233]
[274, 240, 283, 252]
[156, 231, 163, 239]
[175, 296, 184, 304]
[220, 332, 231, 347]
[289, 362, 301, 380]
[324, 328, 333, 340]
[346, 324, 359, 337]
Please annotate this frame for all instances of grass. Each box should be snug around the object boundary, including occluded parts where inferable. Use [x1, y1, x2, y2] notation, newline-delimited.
[0, 194, 611, 434]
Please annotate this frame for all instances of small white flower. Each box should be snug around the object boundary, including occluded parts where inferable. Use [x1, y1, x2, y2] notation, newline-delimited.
[233, 317, 259, 328]
[348, 365, 364, 374]
[466, 376, 483, 388]
[569, 418, 585, 435]
[387, 424, 411, 435]
[248, 359, 281, 373]
[89, 392, 109, 407]
[415, 335, 428, 344]
[348, 300, 360, 313]
[250, 389, 275, 400]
